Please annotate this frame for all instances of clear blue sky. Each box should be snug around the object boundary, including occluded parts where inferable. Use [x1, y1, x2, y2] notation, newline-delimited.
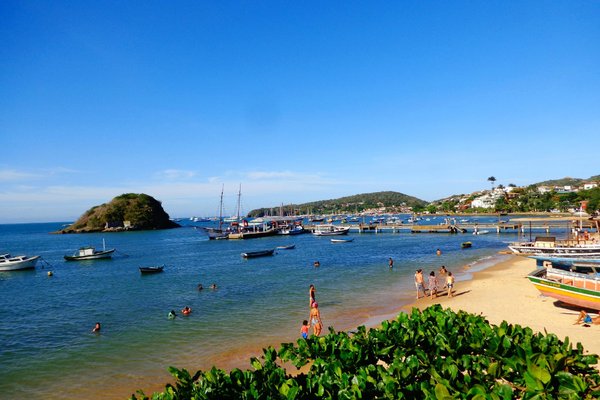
[1, 1, 599, 222]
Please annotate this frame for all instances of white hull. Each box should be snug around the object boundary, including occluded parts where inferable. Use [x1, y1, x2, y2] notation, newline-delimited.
[0, 255, 40, 271]
[508, 244, 600, 257]
[313, 228, 350, 236]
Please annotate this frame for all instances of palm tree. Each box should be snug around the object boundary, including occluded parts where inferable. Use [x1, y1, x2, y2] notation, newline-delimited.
[487, 176, 497, 190]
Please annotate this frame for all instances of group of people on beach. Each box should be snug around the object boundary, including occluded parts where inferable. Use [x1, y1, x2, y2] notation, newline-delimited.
[301, 284, 323, 338]
[414, 265, 455, 300]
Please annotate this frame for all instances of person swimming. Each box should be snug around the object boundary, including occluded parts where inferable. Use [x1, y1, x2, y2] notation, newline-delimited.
[210, 283, 217, 290]
[168, 310, 177, 319]
[92, 322, 101, 333]
[181, 306, 192, 315]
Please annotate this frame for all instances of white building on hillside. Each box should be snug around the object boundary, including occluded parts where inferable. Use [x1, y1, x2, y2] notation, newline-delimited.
[471, 189, 505, 209]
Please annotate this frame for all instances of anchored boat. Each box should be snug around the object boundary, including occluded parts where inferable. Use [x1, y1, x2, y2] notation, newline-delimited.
[139, 265, 164, 274]
[312, 224, 350, 236]
[0, 254, 40, 271]
[64, 242, 115, 261]
[241, 249, 275, 258]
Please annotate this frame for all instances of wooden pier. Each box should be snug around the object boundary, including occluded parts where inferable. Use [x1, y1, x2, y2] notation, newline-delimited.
[302, 218, 595, 234]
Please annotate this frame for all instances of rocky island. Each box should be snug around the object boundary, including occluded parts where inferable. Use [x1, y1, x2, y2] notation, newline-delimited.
[58, 193, 180, 233]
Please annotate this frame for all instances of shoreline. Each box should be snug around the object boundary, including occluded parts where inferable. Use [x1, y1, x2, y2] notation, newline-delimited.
[132, 254, 599, 398]
[401, 255, 600, 360]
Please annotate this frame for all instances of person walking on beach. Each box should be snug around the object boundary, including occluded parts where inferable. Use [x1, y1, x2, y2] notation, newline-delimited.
[414, 269, 427, 299]
[428, 271, 438, 299]
[300, 320, 310, 339]
[388, 258, 394, 269]
[446, 272, 455, 298]
[309, 284, 316, 308]
[309, 302, 323, 336]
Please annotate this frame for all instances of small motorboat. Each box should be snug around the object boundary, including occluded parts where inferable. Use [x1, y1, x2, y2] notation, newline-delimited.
[473, 230, 490, 235]
[461, 242, 472, 249]
[241, 249, 275, 258]
[0, 254, 40, 271]
[139, 265, 164, 274]
[331, 238, 354, 243]
[64, 246, 115, 261]
[276, 244, 296, 250]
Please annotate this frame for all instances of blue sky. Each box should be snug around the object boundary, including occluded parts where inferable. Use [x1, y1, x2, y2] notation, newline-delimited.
[1, 1, 599, 222]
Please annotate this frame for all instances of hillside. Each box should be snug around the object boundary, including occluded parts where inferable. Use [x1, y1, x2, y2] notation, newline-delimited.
[248, 191, 428, 217]
[59, 193, 180, 233]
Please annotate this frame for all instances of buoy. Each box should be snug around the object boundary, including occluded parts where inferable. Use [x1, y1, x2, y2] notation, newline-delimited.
[47, 271, 53, 277]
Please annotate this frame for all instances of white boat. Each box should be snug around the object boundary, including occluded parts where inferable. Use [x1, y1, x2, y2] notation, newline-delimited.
[278, 225, 304, 235]
[312, 224, 350, 236]
[64, 246, 115, 261]
[508, 236, 600, 257]
[473, 230, 490, 235]
[0, 254, 40, 271]
[331, 238, 353, 243]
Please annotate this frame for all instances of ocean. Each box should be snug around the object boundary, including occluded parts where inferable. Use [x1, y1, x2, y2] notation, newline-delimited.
[0, 217, 526, 399]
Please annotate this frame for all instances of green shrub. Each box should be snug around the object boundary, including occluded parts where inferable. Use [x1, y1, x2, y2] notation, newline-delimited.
[131, 305, 600, 399]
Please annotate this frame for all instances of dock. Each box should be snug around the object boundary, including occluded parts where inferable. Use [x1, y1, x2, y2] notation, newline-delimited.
[302, 218, 595, 234]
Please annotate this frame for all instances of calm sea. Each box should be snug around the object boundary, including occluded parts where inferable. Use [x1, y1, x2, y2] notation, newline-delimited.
[0, 217, 530, 399]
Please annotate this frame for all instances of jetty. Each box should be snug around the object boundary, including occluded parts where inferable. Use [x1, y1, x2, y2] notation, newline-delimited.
[302, 216, 594, 235]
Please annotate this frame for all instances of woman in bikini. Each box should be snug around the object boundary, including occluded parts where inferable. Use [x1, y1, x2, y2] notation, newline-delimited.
[309, 301, 323, 336]
[309, 284, 316, 308]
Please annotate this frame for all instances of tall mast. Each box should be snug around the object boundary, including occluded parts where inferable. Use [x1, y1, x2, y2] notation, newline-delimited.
[236, 184, 242, 222]
[218, 184, 224, 230]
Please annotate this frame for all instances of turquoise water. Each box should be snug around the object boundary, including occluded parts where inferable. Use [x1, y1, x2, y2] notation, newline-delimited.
[0, 218, 524, 398]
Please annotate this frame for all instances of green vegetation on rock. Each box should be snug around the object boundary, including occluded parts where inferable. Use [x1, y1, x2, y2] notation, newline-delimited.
[60, 193, 179, 233]
[131, 305, 600, 399]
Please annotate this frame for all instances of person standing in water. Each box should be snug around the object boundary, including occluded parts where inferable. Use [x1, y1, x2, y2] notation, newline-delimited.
[414, 269, 427, 299]
[388, 257, 394, 269]
[309, 284, 316, 308]
[309, 302, 323, 336]
[428, 271, 438, 299]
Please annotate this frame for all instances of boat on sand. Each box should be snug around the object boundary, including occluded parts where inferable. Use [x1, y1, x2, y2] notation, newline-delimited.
[527, 266, 600, 311]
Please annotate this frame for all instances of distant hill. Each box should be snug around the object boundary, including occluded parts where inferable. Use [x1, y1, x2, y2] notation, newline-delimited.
[59, 193, 180, 233]
[248, 191, 428, 217]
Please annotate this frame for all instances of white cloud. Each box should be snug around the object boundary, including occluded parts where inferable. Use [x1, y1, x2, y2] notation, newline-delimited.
[154, 169, 197, 180]
[0, 169, 41, 182]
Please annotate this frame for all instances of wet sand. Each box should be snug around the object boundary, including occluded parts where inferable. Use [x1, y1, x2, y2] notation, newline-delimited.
[130, 255, 599, 398]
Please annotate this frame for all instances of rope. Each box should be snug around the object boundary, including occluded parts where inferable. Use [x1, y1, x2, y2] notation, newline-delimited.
[114, 250, 130, 258]
[39, 257, 55, 269]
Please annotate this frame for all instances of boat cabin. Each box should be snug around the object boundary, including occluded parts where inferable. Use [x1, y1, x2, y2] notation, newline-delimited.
[77, 247, 96, 256]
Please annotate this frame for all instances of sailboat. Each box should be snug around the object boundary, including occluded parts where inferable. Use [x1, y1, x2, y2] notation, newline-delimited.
[228, 185, 277, 240]
[205, 185, 229, 240]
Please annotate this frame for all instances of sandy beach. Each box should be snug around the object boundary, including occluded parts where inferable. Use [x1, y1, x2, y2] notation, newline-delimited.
[402, 255, 600, 361]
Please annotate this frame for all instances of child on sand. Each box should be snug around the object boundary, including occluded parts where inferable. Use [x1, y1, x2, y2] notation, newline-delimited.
[301, 320, 310, 339]
[446, 272, 455, 298]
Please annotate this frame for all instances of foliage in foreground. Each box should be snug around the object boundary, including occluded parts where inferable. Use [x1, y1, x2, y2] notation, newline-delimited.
[131, 305, 600, 399]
